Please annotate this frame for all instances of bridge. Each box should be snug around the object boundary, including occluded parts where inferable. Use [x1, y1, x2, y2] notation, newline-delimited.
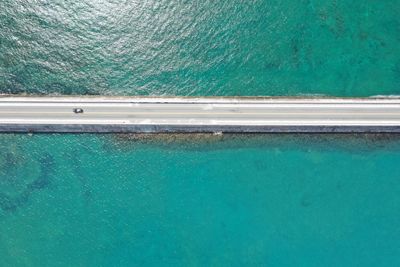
[0, 96, 400, 133]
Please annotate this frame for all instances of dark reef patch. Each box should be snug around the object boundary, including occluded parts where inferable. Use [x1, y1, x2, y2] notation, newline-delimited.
[0, 193, 19, 212]
[300, 194, 312, 208]
[68, 148, 93, 203]
[106, 133, 400, 154]
[0, 153, 55, 214]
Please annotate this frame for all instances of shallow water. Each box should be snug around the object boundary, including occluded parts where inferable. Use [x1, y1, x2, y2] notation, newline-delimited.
[1, 1, 400, 266]
[1, 134, 400, 266]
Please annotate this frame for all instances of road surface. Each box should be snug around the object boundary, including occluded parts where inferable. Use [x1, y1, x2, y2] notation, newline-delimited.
[0, 96, 400, 133]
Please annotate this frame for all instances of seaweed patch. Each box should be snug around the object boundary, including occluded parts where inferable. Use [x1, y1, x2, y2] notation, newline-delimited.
[108, 133, 225, 151]
[0, 153, 55, 214]
[106, 133, 400, 154]
[68, 149, 93, 202]
[0, 193, 19, 213]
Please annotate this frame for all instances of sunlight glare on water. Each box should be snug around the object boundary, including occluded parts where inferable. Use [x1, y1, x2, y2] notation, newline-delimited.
[1, 0, 399, 96]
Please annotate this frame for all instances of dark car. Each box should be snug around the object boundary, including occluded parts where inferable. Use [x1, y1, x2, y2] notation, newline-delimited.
[73, 108, 84, 114]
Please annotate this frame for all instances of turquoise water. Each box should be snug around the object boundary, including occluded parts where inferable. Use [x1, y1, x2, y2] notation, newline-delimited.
[1, 134, 400, 266]
[1, 0, 399, 96]
[2, 1, 400, 266]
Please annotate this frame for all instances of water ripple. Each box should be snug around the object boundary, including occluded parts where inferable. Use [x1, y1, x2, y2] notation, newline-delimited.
[0, 0, 399, 96]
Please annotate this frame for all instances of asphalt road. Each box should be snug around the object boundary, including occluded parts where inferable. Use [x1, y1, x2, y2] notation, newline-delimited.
[1, 96, 400, 132]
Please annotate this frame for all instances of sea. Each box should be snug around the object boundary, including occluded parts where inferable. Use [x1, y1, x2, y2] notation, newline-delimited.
[1, 1, 400, 266]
